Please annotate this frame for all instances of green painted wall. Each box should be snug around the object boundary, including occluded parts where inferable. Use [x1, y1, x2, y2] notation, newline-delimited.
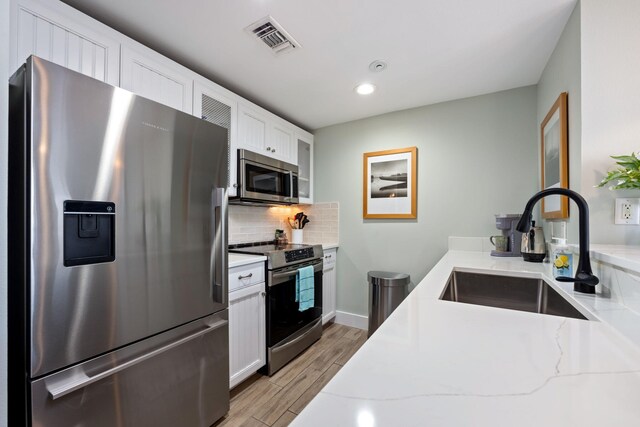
[314, 86, 538, 316]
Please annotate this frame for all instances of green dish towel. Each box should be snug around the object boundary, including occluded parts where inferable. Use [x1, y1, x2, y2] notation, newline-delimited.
[296, 265, 315, 312]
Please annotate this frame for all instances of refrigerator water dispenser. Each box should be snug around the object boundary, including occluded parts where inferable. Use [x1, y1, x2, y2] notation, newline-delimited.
[63, 200, 115, 266]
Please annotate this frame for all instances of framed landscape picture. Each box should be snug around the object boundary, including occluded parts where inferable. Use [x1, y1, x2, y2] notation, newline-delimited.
[363, 146, 417, 219]
[540, 92, 569, 219]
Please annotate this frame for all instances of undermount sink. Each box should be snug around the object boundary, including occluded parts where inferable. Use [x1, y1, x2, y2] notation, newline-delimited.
[440, 271, 588, 320]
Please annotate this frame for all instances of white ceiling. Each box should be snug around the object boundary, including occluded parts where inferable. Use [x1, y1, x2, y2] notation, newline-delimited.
[61, 0, 577, 130]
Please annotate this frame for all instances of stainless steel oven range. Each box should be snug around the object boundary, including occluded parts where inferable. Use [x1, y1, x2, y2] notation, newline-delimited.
[229, 242, 324, 375]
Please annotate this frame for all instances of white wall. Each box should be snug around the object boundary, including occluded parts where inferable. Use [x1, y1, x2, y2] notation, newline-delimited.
[314, 86, 538, 316]
[580, 0, 640, 244]
[1, 0, 10, 423]
[536, 3, 581, 243]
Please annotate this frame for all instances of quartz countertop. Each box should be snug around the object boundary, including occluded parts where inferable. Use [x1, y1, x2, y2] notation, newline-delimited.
[292, 250, 640, 426]
[228, 253, 266, 268]
[570, 243, 640, 275]
[321, 243, 339, 250]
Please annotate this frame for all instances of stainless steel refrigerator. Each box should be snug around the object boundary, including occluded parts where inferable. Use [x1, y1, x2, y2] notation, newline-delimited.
[8, 56, 229, 426]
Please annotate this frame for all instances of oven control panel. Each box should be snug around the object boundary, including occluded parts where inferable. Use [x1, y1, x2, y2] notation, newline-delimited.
[285, 247, 315, 263]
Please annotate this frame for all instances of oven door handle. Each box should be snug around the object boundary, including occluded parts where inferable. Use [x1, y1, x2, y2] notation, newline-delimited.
[270, 260, 323, 283]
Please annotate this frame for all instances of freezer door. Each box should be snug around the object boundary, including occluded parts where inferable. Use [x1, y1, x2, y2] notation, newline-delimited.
[25, 57, 228, 377]
[31, 311, 230, 427]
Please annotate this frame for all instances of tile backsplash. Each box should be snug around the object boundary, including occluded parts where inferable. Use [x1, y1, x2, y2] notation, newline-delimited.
[229, 202, 339, 245]
[299, 202, 339, 245]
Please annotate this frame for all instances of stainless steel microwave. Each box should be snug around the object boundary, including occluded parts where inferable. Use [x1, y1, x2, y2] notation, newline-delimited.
[233, 149, 299, 205]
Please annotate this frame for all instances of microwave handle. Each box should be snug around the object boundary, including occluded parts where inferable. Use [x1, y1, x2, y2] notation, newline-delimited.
[289, 171, 294, 199]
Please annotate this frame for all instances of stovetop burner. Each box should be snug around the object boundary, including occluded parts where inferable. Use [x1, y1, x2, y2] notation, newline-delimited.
[229, 240, 323, 269]
[228, 240, 311, 253]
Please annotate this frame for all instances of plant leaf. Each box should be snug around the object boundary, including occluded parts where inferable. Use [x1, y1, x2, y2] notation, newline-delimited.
[598, 152, 640, 190]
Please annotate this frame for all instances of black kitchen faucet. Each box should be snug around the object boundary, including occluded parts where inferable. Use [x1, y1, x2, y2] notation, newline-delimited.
[516, 188, 599, 294]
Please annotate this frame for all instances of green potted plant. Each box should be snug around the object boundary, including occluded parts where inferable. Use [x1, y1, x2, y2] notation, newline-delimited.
[596, 152, 640, 189]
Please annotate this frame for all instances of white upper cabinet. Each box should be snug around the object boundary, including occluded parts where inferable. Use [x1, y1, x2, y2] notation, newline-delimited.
[10, 0, 120, 85]
[269, 120, 297, 164]
[238, 101, 298, 165]
[296, 130, 314, 204]
[120, 45, 193, 114]
[238, 103, 268, 154]
[10, 0, 313, 195]
[194, 79, 239, 196]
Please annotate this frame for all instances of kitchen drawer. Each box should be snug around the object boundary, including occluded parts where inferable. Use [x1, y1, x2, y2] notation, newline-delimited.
[31, 312, 229, 427]
[229, 262, 265, 292]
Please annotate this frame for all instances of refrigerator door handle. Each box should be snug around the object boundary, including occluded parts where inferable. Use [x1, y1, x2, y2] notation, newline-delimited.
[46, 318, 228, 400]
[211, 187, 227, 306]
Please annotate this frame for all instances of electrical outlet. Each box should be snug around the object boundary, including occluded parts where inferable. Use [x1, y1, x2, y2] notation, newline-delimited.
[615, 198, 640, 224]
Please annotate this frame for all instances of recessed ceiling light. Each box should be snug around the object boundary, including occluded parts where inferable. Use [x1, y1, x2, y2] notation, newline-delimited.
[355, 83, 376, 95]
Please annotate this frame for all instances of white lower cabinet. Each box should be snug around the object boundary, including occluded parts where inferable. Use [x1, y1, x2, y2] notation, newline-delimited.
[228, 274, 266, 389]
[322, 248, 337, 325]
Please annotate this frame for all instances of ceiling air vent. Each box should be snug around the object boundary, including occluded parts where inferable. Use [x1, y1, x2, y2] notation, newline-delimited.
[246, 16, 300, 54]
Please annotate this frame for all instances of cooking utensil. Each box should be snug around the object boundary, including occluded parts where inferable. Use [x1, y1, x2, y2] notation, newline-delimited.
[288, 212, 310, 229]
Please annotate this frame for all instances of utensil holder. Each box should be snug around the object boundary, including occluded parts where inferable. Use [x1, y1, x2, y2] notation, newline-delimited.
[292, 229, 303, 244]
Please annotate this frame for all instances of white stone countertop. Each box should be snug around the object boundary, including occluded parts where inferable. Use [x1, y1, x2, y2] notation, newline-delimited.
[321, 243, 339, 250]
[292, 250, 640, 426]
[228, 253, 266, 268]
[570, 243, 640, 275]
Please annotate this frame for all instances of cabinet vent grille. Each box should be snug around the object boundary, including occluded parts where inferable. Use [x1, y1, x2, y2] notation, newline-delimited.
[201, 94, 231, 184]
[246, 16, 300, 54]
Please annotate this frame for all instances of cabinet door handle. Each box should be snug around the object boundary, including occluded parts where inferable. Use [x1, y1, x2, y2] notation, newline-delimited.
[238, 273, 253, 280]
[266, 146, 272, 151]
[271, 148, 276, 153]
[261, 291, 266, 297]
[325, 255, 332, 259]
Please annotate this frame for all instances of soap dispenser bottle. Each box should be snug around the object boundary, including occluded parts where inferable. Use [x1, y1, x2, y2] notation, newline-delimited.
[552, 238, 574, 279]
[548, 222, 574, 279]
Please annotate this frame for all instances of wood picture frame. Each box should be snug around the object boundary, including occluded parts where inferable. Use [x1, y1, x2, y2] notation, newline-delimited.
[540, 92, 569, 219]
[363, 147, 417, 219]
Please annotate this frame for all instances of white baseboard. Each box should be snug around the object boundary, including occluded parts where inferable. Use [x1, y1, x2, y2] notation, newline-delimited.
[334, 310, 368, 330]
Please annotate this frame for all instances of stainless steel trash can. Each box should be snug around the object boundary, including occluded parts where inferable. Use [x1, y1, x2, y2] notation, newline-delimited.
[367, 271, 411, 338]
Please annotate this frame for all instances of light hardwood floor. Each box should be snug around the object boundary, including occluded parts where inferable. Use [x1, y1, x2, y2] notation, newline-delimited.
[214, 323, 367, 427]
